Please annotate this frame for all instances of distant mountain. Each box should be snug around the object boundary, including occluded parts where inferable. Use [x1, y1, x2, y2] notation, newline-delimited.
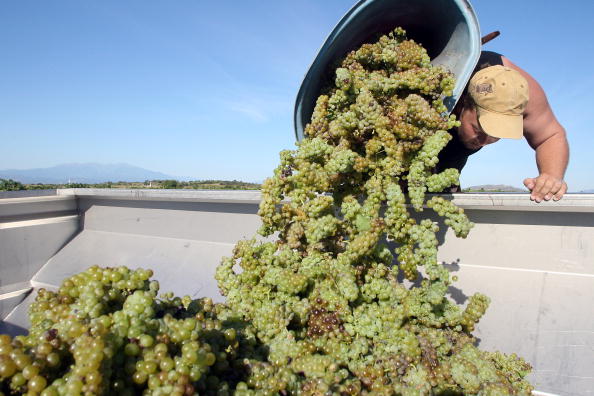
[464, 184, 526, 192]
[0, 163, 175, 184]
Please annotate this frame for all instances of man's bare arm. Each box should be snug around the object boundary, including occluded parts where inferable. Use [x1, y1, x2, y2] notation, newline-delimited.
[502, 57, 569, 201]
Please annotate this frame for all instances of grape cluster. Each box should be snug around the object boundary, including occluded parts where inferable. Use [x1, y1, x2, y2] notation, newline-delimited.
[427, 196, 475, 238]
[1, 28, 533, 395]
[0, 267, 246, 396]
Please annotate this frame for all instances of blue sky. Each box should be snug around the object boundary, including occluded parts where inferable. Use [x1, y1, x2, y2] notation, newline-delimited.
[1, 1, 593, 191]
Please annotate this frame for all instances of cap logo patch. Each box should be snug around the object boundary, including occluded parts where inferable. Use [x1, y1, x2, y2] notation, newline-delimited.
[476, 83, 493, 94]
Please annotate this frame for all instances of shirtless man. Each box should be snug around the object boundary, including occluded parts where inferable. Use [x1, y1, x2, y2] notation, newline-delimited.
[436, 51, 569, 202]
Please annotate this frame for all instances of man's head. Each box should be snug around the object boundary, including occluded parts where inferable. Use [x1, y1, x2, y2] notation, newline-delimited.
[457, 65, 529, 150]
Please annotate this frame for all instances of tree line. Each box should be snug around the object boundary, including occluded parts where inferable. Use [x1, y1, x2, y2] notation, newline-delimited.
[0, 179, 261, 191]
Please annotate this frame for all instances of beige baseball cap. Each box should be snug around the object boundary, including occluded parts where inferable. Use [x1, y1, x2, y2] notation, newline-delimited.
[468, 65, 529, 139]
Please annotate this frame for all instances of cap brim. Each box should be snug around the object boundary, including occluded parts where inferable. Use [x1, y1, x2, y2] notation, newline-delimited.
[476, 107, 523, 139]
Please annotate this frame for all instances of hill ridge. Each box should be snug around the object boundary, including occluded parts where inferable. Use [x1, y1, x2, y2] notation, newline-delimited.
[0, 163, 175, 184]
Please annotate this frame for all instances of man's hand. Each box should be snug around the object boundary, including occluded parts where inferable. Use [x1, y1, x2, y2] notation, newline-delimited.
[523, 174, 567, 202]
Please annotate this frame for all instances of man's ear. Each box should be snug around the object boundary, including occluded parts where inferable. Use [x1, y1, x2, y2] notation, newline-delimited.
[452, 98, 462, 117]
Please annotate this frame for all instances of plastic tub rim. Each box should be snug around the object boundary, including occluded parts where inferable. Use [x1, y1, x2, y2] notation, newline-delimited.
[293, 0, 482, 141]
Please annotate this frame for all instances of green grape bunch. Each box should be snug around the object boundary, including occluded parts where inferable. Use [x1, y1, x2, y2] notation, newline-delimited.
[0, 267, 249, 396]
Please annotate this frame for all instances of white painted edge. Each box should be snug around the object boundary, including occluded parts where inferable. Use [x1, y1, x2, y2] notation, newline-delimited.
[58, 188, 262, 201]
[0, 282, 32, 301]
[0, 215, 79, 230]
[0, 195, 75, 205]
[68, 228, 239, 246]
[455, 263, 594, 279]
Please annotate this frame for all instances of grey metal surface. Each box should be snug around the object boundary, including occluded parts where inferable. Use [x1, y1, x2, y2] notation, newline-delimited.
[0, 195, 80, 328]
[1, 189, 592, 395]
[0, 195, 77, 222]
[77, 199, 260, 244]
[32, 230, 234, 304]
[446, 265, 594, 395]
[0, 217, 79, 285]
[293, 0, 481, 140]
[0, 282, 32, 325]
[0, 190, 57, 199]
[438, 210, 594, 274]
[1, 289, 37, 336]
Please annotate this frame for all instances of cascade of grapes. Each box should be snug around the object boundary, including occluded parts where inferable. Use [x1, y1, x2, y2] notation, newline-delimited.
[215, 28, 533, 395]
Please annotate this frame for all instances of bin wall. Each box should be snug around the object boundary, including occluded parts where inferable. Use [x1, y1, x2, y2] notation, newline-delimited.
[0, 196, 80, 332]
[1, 189, 593, 395]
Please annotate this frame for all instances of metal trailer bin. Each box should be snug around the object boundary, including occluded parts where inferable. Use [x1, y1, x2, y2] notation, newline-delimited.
[1, 189, 593, 395]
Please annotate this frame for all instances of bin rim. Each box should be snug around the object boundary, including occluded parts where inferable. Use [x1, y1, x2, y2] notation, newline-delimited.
[293, 0, 482, 141]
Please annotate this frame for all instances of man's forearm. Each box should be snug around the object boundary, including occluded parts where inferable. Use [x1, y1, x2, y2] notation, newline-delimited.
[534, 130, 569, 179]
